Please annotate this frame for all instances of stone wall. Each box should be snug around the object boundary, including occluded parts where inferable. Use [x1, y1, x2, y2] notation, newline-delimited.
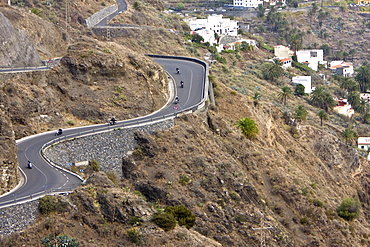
[85, 5, 117, 28]
[0, 200, 39, 237]
[44, 120, 174, 177]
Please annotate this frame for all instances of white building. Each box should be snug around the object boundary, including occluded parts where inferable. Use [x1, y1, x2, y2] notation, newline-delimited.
[233, 0, 285, 8]
[358, 137, 370, 151]
[329, 61, 354, 77]
[292, 76, 312, 94]
[280, 58, 292, 69]
[333, 98, 354, 118]
[274, 45, 294, 59]
[187, 15, 238, 45]
[233, 0, 264, 8]
[296, 49, 325, 71]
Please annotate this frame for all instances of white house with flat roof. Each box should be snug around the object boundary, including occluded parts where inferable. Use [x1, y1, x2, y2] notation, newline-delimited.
[296, 49, 325, 71]
[358, 137, 370, 151]
[233, 0, 264, 8]
[329, 61, 354, 77]
[187, 15, 238, 45]
[233, 0, 285, 8]
[292, 76, 312, 94]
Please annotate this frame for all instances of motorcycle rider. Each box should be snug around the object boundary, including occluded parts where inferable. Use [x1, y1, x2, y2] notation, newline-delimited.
[180, 81, 184, 88]
[110, 117, 116, 125]
[27, 160, 32, 169]
[55, 128, 63, 135]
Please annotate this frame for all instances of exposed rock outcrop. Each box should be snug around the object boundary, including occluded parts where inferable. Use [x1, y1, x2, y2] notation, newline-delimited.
[0, 11, 41, 67]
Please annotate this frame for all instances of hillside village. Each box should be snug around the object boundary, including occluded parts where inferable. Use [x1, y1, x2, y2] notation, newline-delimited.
[186, 12, 369, 138]
[1, 0, 370, 246]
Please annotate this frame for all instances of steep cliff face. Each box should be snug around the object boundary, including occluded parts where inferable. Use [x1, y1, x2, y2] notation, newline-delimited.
[0, 106, 19, 195]
[0, 11, 41, 67]
[0, 7, 68, 59]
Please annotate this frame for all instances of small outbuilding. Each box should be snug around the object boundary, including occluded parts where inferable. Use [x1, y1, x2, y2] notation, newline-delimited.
[358, 137, 370, 151]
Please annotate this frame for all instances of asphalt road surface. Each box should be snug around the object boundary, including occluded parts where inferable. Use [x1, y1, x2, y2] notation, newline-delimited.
[0, 57, 207, 208]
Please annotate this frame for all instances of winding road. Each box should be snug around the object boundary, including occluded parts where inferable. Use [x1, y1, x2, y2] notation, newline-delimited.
[0, 57, 207, 208]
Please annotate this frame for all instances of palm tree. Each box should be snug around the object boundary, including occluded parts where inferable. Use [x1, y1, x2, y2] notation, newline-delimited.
[340, 77, 358, 93]
[262, 59, 284, 82]
[295, 105, 308, 122]
[252, 92, 261, 106]
[341, 128, 358, 145]
[355, 62, 370, 93]
[310, 87, 335, 112]
[317, 110, 328, 126]
[347, 91, 361, 110]
[278, 86, 293, 106]
[235, 117, 259, 140]
[356, 99, 369, 122]
[289, 34, 303, 56]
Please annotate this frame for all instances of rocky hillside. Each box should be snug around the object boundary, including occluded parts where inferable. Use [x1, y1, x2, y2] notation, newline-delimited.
[1, 0, 370, 246]
[0, 11, 41, 67]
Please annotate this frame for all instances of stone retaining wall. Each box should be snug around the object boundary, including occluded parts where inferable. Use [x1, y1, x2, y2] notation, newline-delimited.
[0, 120, 174, 238]
[44, 119, 174, 177]
[0, 200, 39, 238]
[85, 5, 117, 28]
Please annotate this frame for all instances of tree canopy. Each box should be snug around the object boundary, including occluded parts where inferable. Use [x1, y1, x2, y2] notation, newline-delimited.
[310, 87, 335, 112]
[341, 128, 358, 145]
[262, 59, 284, 82]
[235, 117, 259, 139]
[277, 86, 293, 106]
[337, 197, 361, 221]
[316, 110, 328, 126]
[355, 62, 370, 93]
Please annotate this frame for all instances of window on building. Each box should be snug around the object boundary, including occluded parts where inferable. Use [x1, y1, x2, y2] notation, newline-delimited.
[310, 51, 318, 57]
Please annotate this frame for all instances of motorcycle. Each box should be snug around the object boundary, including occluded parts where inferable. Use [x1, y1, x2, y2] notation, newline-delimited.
[27, 161, 33, 169]
[176, 68, 180, 74]
[180, 81, 184, 88]
[109, 118, 116, 126]
[55, 128, 63, 136]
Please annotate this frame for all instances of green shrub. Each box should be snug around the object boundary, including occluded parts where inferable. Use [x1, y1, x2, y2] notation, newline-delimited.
[133, 1, 142, 10]
[31, 8, 42, 16]
[300, 217, 309, 225]
[165, 205, 196, 229]
[128, 216, 141, 226]
[152, 212, 177, 231]
[312, 199, 324, 208]
[235, 214, 247, 224]
[89, 160, 100, 172]
[41, 234, 79, 247]
[337, 197, 361, 221]
[114, 86, 123, 93]
[179, 175, 191, 185]
[39, 196, 68, 215]
[126, 228, 141, 244]
[67, 120, 75, 126]
[229, 191, 241, 202]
